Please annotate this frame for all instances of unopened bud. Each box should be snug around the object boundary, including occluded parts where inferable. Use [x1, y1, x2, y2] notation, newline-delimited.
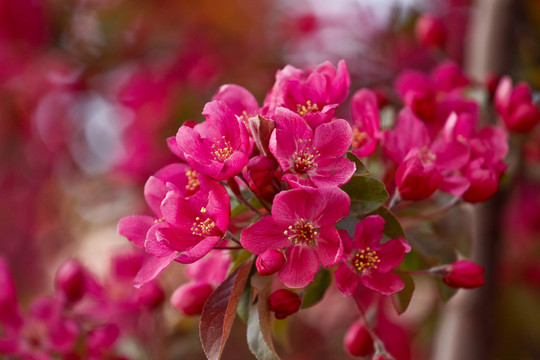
[395, 156, 442, 201]
[268, 289, 301, 319]
[55, 259, 86, 303]
[415, 14, 447, 50]
[344, 320, 374, 357]
[443, 260, 485, 289]
[136, 282, 165, 309]
[170, 282, 214, 316]
[256, 249, 285, 276]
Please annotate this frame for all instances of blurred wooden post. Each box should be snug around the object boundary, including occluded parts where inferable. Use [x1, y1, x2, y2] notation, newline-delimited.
[432, 0, 514, 359]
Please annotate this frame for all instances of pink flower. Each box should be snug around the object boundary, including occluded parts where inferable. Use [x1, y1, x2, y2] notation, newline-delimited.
[263, 60, 350, 128]
[335, 216, 410, 296]
[350, 89, 381, 158]
[175, 100, 250, 181]
[269, 107, 355, 188]
[119, 173, 230, 285]
[442, 260, 485, 289]
[495, 76, 540, 133]
[241, 187, 350, 288]
[395, 155, 443, 201]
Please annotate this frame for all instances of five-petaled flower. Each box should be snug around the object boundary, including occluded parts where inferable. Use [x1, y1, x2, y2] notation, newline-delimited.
[240, 187, 350, 288]
[335, 215, 410, 296]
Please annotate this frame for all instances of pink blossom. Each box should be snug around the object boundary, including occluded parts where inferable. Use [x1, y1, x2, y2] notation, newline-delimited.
[395, 155, 443, 201]
[263, 60, 350, 128]
[269, 107, 355, 188]
[495, 76, 540, 133]
[241, 187, 350, 288]
[350, 89, 381, 158]
[335, 216, 410, 296]
[175, 100, 250, 181]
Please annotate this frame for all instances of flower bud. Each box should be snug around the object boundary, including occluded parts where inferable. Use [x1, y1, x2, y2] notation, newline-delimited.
[246, 155, 279, 202]
[55, 259, 86, 303]
[505, 102, 540, 134]
[443, 260, 485, 289]
[256, 249, 285, 276]
[415, 14, 447, 50]
[170, 282, 214, 316]
[462, 159, 498, 203]
[344, 320, 374, 357]
[136, 282, 165, 309]
[395, 156, 442, 201]
[268, 289, 301, 319]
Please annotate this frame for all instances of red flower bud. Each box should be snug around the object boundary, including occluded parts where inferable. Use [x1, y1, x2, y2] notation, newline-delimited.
[415, 14, 447, 50]
[462, 159, 499, 203]
[443, 260, 485, 289]
[256, 249, 285, 276]
[344, 320, 374, 357]
[268, 289, 301, 319]
[246, 155, 279, 202]
[505, 102, 540, 134]
[55, 259, 86, 303]
[170, 282, 214, 316]
[395, 156, 442, 201]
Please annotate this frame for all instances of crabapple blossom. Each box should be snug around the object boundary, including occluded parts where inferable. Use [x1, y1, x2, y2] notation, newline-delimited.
[241, 187, 350, 288]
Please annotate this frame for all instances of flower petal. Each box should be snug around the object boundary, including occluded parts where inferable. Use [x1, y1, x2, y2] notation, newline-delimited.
[360, 271, 404, 296]
[240, 216, 289, 254]
[118, 215, 154, 248]
[278, 246, 319, 288]
[353, 215, 385, 249]
[134, 252, 178, 287]
[335, 262, 360, 297]
[375, 238, 409, 273]
[315, 225, 343, 267]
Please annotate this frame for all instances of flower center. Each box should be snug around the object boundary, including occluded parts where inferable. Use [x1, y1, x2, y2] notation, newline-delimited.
[185, 169, 200, 193]
[417, 146, 436, 164]
[211, 136, 234, 161]
[352, 247, 380, 273]
[191, 207, 218, 237]
[293, 139, 320, 173]
[284, 218, 318, 246]
[352, 126, 368, 149]
[154, 217, 165, 224]
[296, 100, 319, 116]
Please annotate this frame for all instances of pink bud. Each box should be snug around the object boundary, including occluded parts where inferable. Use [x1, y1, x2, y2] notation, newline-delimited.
[344, 320, 374, 357]
[256, 249, 285, 276]
[415, 13, 447, 50]
[443, 260, 485, 289]
[136, 282, 165, 309]
[505, 102, 540, 134]
[55, 259, 86, 303]
[462, 159, 498, 203]
[268, 289, 301, 319]
[246, 155, 278, 202]
[395, 156, 442, 201]
[170, 282, 214, 316]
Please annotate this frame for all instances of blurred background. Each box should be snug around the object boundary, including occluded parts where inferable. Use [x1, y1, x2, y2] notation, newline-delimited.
[1, 0, 540, 359]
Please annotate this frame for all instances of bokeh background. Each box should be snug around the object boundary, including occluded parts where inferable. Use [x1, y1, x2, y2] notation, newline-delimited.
[1, 0, 540, 359]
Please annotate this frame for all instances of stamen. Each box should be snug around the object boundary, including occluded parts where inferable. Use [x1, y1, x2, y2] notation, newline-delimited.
[286, 218, 318, 247]
[185, 169, 200, 192]
[352, 126, 368, 149]
[352, 248, 381, 274]
[211, 136, 234, 161]
[190, 207, 218, 237]
[296, 100, 319, 116]
[293, 139, 320, 173]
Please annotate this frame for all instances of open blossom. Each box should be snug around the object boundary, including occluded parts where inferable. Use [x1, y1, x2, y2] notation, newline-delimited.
[118, 171, 230, 285]
[350, 89, 381, 158]
[335, 216, 410, 296]
[175, 100, 250, 181]
[241, 187, 350, 288]
[263, 60, 350, 128]
[269, 107, 355, 188]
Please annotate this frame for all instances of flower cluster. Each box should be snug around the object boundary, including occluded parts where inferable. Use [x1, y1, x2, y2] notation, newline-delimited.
[118, 59, 514, 359]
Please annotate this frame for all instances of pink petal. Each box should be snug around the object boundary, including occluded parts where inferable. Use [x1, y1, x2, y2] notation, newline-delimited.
[174, 235, 222, 264]
[240, 216, 290, 254]
[315, 225, 343, 267]
[353, 215, 385, 249]
[382, 108, 430, 163]
[118, 215, 154, 248]
[134, 252, 178, 287]
[212, 84, 259, 116]
[375, 238, 409, 273]
[360, 271, 404, 296]
[310, 156, 355, 188]
[351, 89, 380, 137]
[335, 262, 360, 297]
[278, 246, 319, 288]
[431, 140, 470, 171]
[313, 119, 352, 158]
[144, 176, 166, 216]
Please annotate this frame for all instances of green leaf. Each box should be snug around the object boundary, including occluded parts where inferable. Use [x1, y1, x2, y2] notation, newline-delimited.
[406, 224, 457, 266]
[363, 206, 405, 239]
[436, 277, 458, 302]
[231, 203, 249, 218]
[247, 274, 280, 360]
[393, 273, 415, 314]
[341, 176, 389, 216]
[346, 152, 370, 176]
[236, 281, 251, 324]
[301, 268, 331, 309]
[200, 259, 254, 360]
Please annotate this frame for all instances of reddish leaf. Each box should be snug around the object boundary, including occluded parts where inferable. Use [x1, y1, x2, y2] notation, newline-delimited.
[200, 259, 254, 360]
[249, 115, 275, 157]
